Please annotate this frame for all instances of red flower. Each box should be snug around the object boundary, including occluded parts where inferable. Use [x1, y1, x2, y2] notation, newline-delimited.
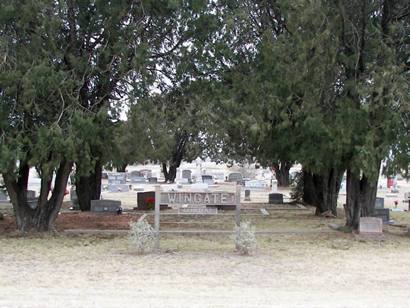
[145, 197, 155, 204]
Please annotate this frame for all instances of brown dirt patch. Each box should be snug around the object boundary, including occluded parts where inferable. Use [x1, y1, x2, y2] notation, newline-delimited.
[0, 212, 146, 233]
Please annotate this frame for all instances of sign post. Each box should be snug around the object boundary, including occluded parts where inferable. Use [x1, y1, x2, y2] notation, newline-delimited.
[235, 185, 241, 226]
[154, 185, 161, 251]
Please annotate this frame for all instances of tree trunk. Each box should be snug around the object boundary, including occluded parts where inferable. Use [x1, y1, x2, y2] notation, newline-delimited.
[117, 163, 128, 173]
[162, 162, 178, 183]
[302, 167, 344, 216]
[76, 160, 102, 211]
[272, 161, 292, 187]
[345, 168, 379, 230]
[3, 160, 72, 232]
[161, 132, 188, 183]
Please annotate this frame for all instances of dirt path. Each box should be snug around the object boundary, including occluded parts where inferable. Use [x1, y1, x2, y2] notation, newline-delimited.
[1, 233, 410, 308]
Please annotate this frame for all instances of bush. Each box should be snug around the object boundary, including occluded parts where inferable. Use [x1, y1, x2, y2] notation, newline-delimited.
[234, 221, 257, 255]
[129, 220, 157, 254]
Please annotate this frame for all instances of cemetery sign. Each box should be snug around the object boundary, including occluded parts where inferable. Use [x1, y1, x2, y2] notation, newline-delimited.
[160, 191, 237, 206]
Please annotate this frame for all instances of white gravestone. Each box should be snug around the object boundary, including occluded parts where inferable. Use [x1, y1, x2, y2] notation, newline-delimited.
[245, 180, 268, 190]
[359, 217, 383, 234]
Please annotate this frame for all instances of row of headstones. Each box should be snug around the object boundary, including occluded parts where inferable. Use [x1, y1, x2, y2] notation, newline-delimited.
[108, 172, 158, 184]
[107, 172, 158, 193]
[182, 171, 255, 185]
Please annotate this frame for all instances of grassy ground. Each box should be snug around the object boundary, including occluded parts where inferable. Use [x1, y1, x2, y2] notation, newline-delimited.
[1, 208, 410, 307]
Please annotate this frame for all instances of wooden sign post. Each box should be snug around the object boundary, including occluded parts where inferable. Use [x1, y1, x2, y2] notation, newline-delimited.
[235, 185, 241, 226]
[154, 185, 161, 251]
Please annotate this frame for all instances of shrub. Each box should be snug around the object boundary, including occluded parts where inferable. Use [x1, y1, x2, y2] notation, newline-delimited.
[234, 221, 257, 255]
[129, 220, 157, 254]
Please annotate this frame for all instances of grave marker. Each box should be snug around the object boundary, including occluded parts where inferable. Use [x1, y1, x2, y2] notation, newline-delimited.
[91, 199, 121, 212]
[27, 190, 36, 199]
[70, 187, 79, 210]
[359, 217, 383, 234]
[0, 190, 7, 201]
[181, 170, 192, 183]
[375, 197, 384, 209]
[373, 208, 390, 224]
[269, 193, 283, 204]
[108, 172, 126, 184]
[27, 198, 37, 209]
[244, 189, 251, 201]
[227, 173, 243, 185]
[202, 175, 214, 185]
[139, 169, 152, 179]
[137, 191, 155, 210]
[130, 171, 146, 183]
[245, 180, 267, 190]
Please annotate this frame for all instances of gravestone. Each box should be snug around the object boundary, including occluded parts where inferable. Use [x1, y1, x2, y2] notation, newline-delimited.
[108, 184, 130, 192]
[27, 190, 36, 199]
[202, 175, 214, 185]
[271, 179, 278, 192]
[27, 198, 38, 209]
[90, 199, 121, 212]
[375, 197, 384, 209]
[269, 193, 283, 204]
[137, 191, 155, 210]
[136, 191, 168, 210]
[373, 208, 390, 224]
[139, 169, 153, 179]
[130, 171, 146, 183]
[245, 180, 267, 190]
[148, 177, 158, 183]
[359, 217, 383, 234]
[108, 172, 128, 192]
[181, 170, 192, 183]
[405, 193, 410, 211]
[70, 187, 79, 210]
[0, 190, 7, 201]
[131, 176, 146, 184]
[108, 172, 126, 184]
[130, 170, 143, 177]
[227, 173, 243, 185]
[244, 189, 251, 201]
